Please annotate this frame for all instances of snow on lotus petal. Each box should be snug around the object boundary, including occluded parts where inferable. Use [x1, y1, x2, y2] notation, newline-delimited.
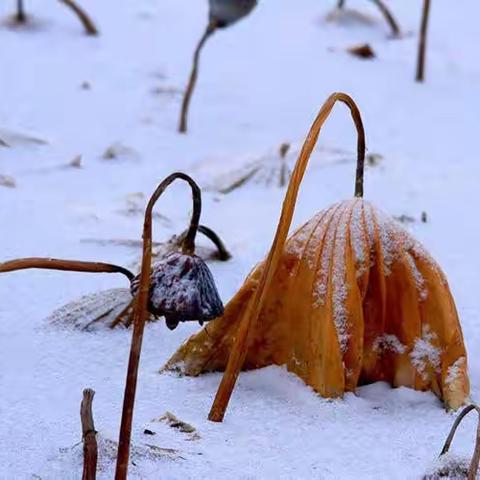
[164, 199, 469, 410]
[48, 288, 133, 331]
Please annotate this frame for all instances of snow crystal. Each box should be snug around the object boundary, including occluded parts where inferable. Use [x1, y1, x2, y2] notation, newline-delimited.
[410, 325, 442, 380]
[312, 202, 348, 307]
[445, 357, 466, 385]
[285, 210, 324, 258]
[373, 334, 407, 354]
[405, 252, 428, 300]
[331, 202, 355, 353]
[349, 198, 368, 277]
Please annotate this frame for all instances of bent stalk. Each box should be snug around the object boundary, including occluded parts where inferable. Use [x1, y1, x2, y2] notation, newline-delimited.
[0, 257, 134, 281]
[115, 172, 202, 480]
[58, 0, 98, 35]
[208, 92, 366, 422]
[178, 23, 216, 133]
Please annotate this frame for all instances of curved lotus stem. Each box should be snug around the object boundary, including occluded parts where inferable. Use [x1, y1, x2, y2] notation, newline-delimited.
[58, 0, 98, 36]
[0, 257, 134, 281]
[439, 404, 480, 480]
[208, 92, 366, 422]
[336, 0, 400, 37]
[416, 0, 431, 82]
[178, 225, 231, 261]
[115, 172, 202, 480]
[178, 21, 217, 133]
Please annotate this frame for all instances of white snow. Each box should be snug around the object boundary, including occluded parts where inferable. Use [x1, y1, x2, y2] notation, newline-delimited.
[1, 0, 480, 478]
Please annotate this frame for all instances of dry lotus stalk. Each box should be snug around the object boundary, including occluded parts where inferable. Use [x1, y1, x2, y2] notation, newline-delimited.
[416, 0, 431, 82]
[115, 173, 223, 479]
[11, 0, 98, 35]
[164, 92, 469, 423]
[424, 404, 480, 479]
[178, 0, 257, 133]
[334, 0, 400, 37]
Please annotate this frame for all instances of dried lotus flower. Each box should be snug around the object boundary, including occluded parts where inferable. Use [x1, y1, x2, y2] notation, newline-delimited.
[130, 250, 224, 330]
[115, 172, 223, 479]
[164, 93, 469, 423]
[332, 0, 400, 37]
[424, 404, 480, 480]
[10, 0, 98, 35]
[178, 0, 257, 133]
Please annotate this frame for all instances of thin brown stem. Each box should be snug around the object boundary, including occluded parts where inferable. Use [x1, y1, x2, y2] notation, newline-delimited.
[371, 0, 400, 37]
[416, 0, 431, 82]
[0, 257, 134, 282]
[115, 172, 202, 480]
[58, 0, 98, 35]
[197, 225, 231, 261]
[80, 388, 97, 480]
[440, 404, 480, 480]
[178, 23, 216, 133]
[208, 92, 366, 422]
[16, 0, 27, 23]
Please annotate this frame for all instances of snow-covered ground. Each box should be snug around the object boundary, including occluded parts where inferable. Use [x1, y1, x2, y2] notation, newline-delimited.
[1, 0, 479, 478]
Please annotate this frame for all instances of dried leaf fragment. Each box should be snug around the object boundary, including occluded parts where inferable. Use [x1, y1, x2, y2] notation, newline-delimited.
[347, 43, 376, 59]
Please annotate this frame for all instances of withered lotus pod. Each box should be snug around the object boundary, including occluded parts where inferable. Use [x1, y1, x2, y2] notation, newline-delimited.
[164, 93, 469, 423]
[178, 0, 257, 133]
[131, 251, 223, 330]
[209, 0, 257, 28]
[115, 172, 223, 479]
[46, 224, 230, 331]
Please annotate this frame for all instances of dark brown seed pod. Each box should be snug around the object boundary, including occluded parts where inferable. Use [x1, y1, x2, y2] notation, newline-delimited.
[131, 251, 224, 330]
[209, 0, 257, 28]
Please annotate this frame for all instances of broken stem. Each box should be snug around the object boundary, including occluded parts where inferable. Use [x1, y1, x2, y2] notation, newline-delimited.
[440, 404, 480, 480]
[115, 172, 202, 480]
[416, 0, 431, 82]
[208, 92, 366, 422]
[178, 22, 216, 133]
[58, 0, 98, 35]
[80, 388, 97, 480]
[0, 257, 134, 282]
